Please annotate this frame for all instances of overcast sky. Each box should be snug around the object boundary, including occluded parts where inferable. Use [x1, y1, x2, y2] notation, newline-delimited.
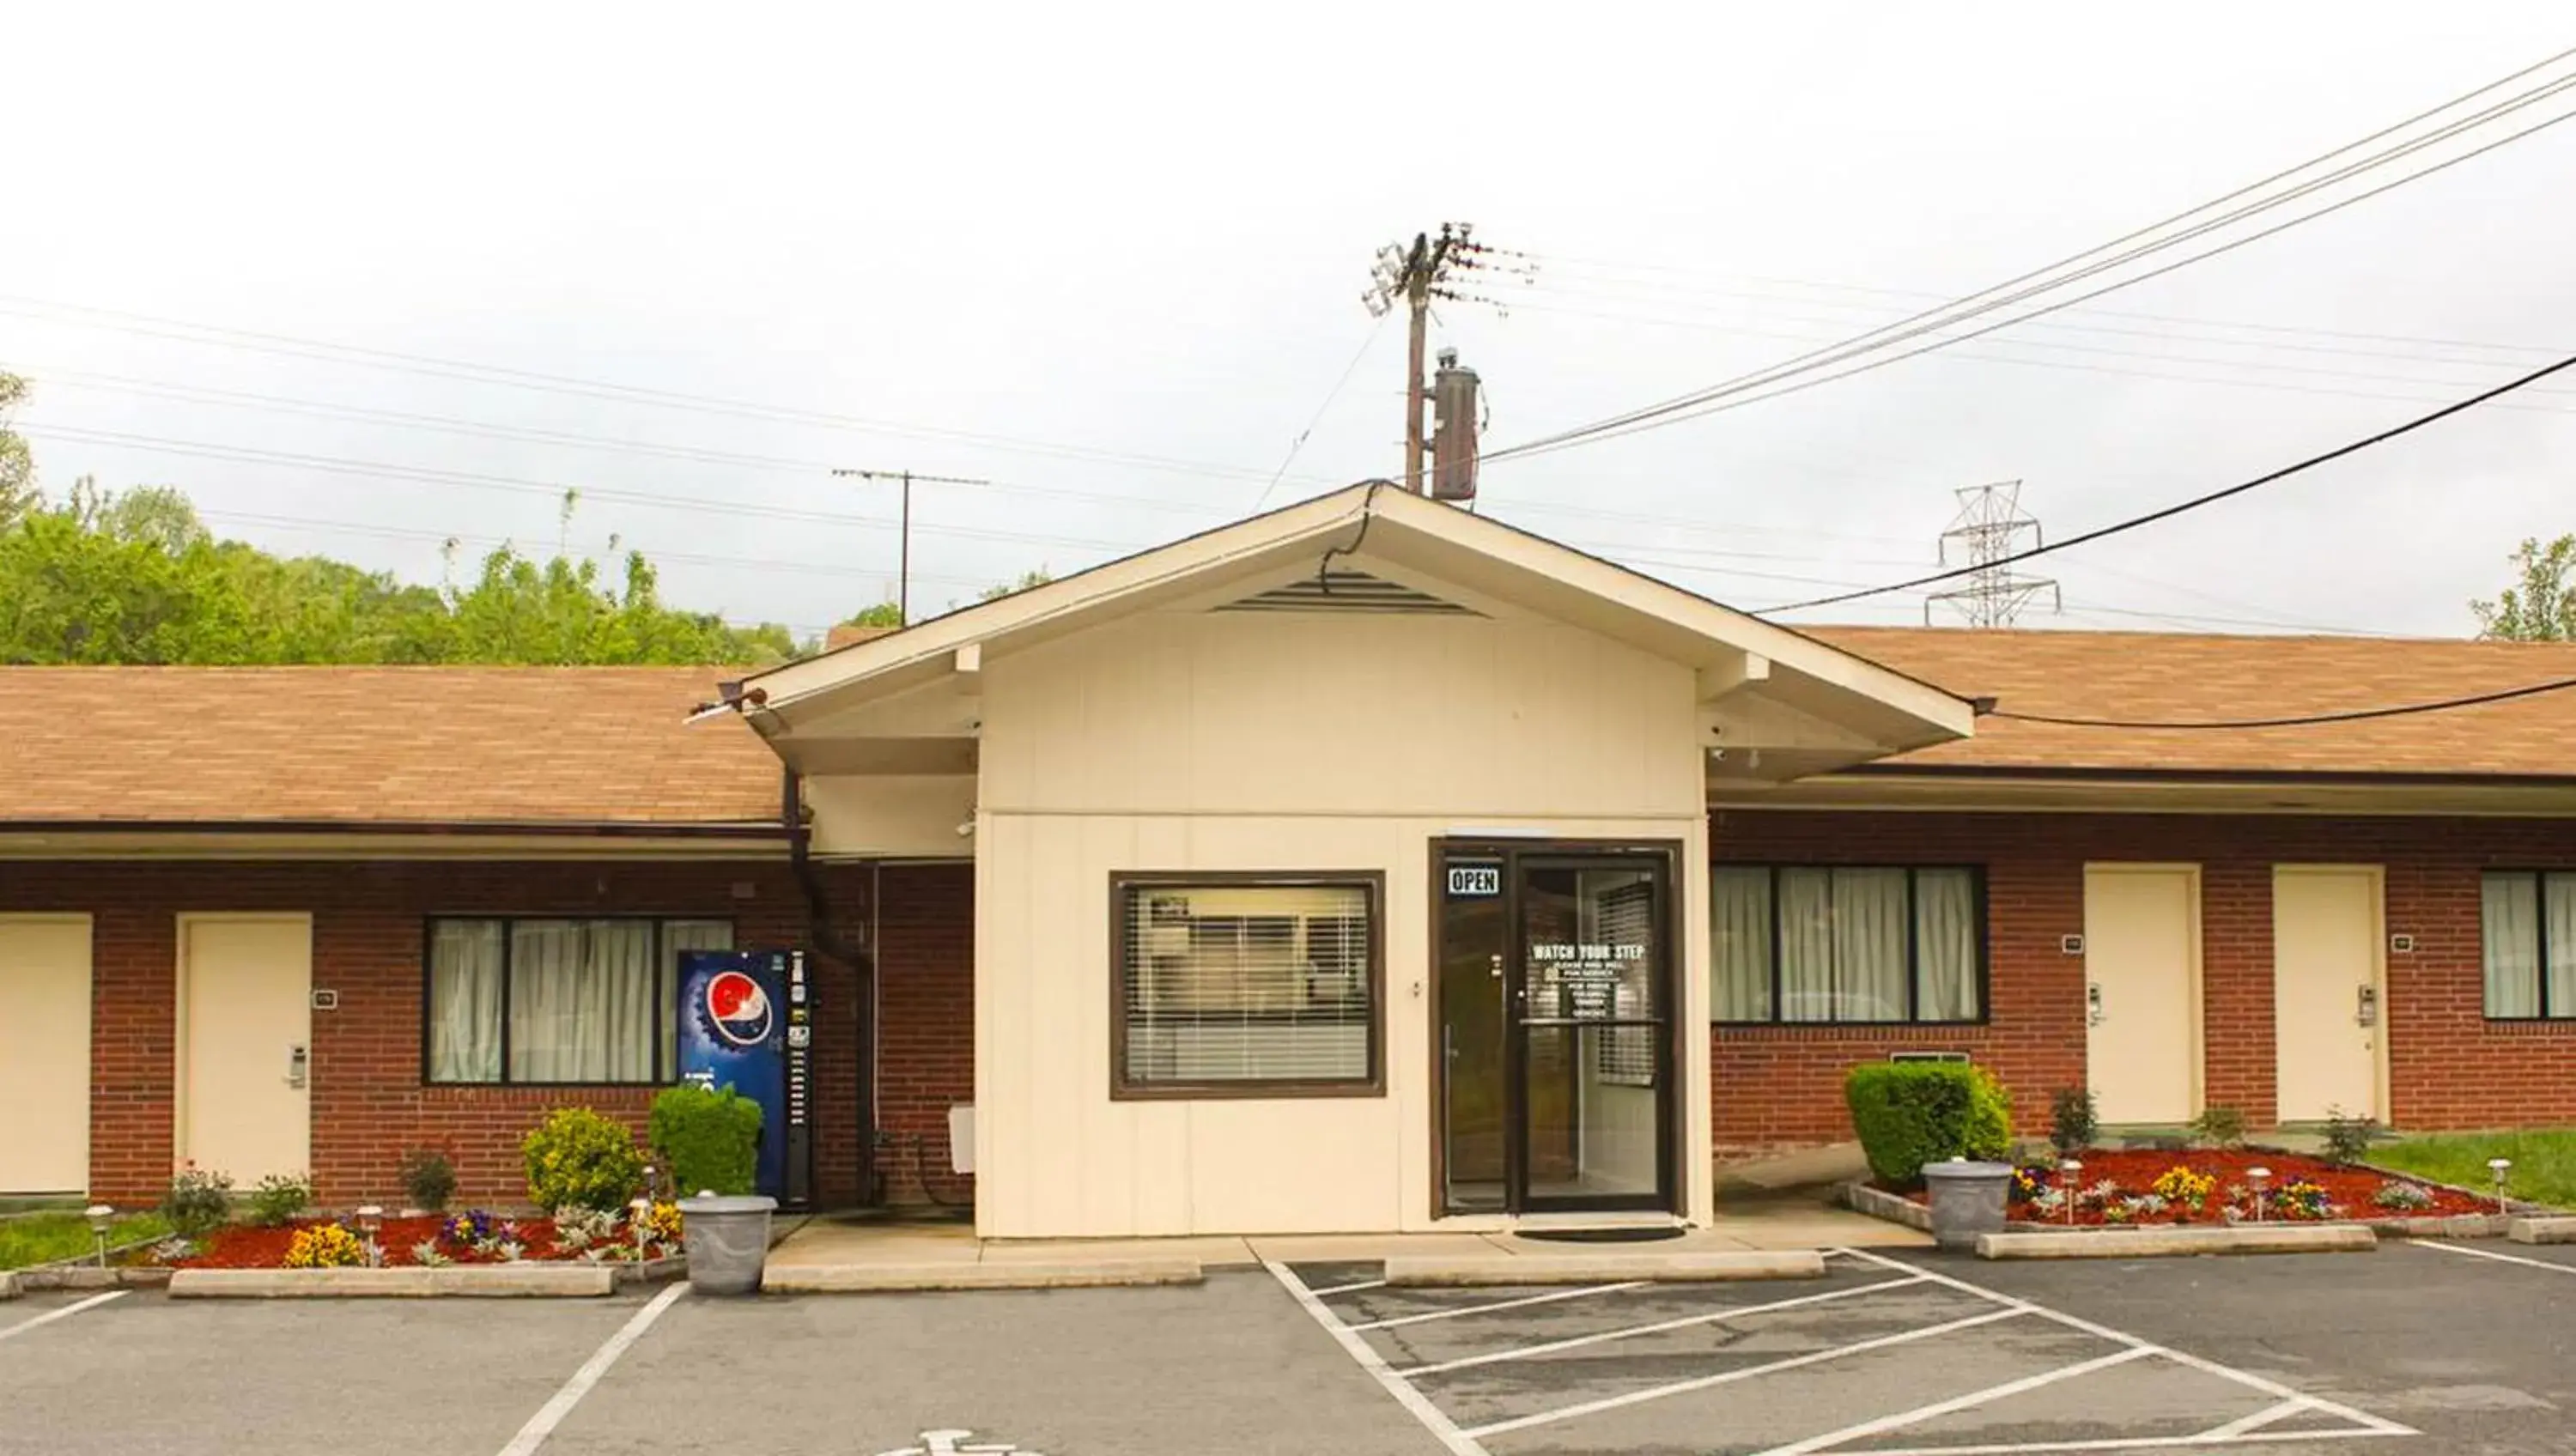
[6, 3, 2574, 641]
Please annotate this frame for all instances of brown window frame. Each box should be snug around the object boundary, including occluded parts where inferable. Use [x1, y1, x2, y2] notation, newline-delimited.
[1109, 871, 1388, 1101]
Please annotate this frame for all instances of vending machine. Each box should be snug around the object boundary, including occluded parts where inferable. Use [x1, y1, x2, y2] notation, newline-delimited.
[675, 949, 816, 1209]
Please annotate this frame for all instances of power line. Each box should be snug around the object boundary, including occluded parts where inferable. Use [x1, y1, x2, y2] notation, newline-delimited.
[1253, 314, 1393, 512]
[15, 424, 1142, 553]
[1483, 51, 2576, 461]
[0, 295, 1309, 487]
[1488, 253, 2570, 366]
[1760, 348, 2576, 613]
[1991, 674, 2576, 730]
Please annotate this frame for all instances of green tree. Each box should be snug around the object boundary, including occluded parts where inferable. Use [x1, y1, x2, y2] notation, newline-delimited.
[0, 373, 35, 531]
[978, 567, 1054, 602]
[842, 601, 905, 628]
[2473, 535, 2576, 642]
[0, 477, 798, 666]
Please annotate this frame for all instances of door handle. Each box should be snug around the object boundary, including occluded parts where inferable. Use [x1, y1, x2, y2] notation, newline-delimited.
[285, 1044, 309, 1089]
[2356, 985, 2379, 1028]
[2087, 983, 2104, 1028]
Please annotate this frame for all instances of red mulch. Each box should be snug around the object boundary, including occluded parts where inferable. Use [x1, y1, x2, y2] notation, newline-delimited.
[166, 1216, 575, 1269]
[1885, 1148, 2492, 1227]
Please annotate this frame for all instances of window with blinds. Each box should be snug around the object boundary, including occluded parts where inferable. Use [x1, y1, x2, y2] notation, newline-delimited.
[1112, 876, 1382, 1096]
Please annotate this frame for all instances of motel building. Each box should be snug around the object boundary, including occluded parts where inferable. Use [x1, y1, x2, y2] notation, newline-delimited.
[4, 482, 2575, 1236]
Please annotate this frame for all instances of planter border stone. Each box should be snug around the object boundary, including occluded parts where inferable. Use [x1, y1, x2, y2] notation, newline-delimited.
[169, 1264, 616, 1298]
[762, 1259, 1203, 1293]
[1976, 1223, 2377, 1259]
[1843, 1145, 2542, 1246]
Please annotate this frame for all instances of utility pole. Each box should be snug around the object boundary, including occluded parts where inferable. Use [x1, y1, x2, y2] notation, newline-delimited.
[1364, 222, 1492, 494]
[829, 468, 989, 624]
[1924, 481, 2061, 628]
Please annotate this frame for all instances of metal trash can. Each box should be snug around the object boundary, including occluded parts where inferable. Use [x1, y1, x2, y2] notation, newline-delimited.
[1923, 1160, 2012, 1252]
[677, 1193, 777, 1295]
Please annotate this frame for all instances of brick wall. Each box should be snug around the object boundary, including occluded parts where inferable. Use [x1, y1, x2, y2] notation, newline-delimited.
[872, 864, 976, 1207]
[1710, 809, 2576, 1152]
[0, 856, 977, 1209]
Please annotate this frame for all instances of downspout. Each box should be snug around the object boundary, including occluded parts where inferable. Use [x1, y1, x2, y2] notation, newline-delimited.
[784, 767, 881, 1207]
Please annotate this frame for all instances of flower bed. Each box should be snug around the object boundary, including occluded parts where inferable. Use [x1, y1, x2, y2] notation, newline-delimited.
[155, 1205, 683, 1270]
[1881, 1149, 2492, 1228]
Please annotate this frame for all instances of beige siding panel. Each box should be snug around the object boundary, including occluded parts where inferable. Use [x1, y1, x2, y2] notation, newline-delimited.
[974, 813, 1701, 1237]
[980, 601, 1699, 819]
[2273, 866, 2385, 1123]
[805, 774, 976, 857]
[1678, 816, 1716, 1223]
[0, 916, 93, 1194]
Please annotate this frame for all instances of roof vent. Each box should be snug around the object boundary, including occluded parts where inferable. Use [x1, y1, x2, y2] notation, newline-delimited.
[1215, 570, 1480, 616]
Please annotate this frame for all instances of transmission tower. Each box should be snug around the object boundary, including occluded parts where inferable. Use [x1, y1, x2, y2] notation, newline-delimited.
[1923, 481, 2061, 628]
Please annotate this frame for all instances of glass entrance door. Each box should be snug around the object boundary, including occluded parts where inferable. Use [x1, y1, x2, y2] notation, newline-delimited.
[1436, 844, 1675, 1216]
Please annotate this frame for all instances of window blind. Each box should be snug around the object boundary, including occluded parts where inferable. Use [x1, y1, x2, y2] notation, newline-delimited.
[1119, 882, 1375, 1088]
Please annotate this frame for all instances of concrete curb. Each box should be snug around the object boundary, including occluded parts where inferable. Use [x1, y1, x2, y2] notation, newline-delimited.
[168, 1265, 616, 1297]
[1384, 1251, 1825, 1286]
[2508, 1216, 2576, 1245]
[1976, 1224, 2377, 1259]
[761, 1259, 1202, 1293]
[15, 1266, 172, 1291]
[0, 1272, 18, 1301]
[1840, 1182, 1933, 1232]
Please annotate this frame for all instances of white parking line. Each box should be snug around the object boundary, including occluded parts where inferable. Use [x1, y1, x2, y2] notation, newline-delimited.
[1399, 1274, 1928, 1378]
[1753, 1347, 2155, 1455]
[1846, 1429, 2393, 1456]
[0, 1290, 125, 1344]
[494, 1283, 687, 1456]
[2200, 1398, 2316, 1439]
[1308, 1277, 1388, 1297]
[1265, 1260, 1491, 1456]
[1838, 1248, 2415, 1441]
[1344, 1279, 1649, 1332]
[1461, 1306, 2024, 1440]
[2409, 1238, 2576, 1277]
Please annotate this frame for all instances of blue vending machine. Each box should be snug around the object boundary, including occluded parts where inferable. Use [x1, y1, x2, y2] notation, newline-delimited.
[675, 949, 815, 1208]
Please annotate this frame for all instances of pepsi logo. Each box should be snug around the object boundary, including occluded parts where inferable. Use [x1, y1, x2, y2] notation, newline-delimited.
[704, 969, 774, 1048]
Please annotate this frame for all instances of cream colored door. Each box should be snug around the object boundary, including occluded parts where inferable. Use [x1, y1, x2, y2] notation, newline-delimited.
[178, 915, 313, 1183]
[2083, 865, 2201, 1125]
[2274, 866, 2384, 1123]
[0, 916, 94, 1193]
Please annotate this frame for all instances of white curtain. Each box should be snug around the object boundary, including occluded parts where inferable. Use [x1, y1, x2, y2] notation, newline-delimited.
[1914, 870, 1980, 1022]
[1710, 869, 1773, 1021]
[1832, 868, 1909, 1021]
[1777, 870, 1836, 1022]
[2484, 874, 2540, 1017]
[509, 921, 657, 1082]
[660, 920, 737, 1079]
[428, 920, 504, 1082]
[2550, 877, 2576, 1019]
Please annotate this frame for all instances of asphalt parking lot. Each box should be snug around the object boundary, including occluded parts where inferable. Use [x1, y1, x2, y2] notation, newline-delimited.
[5, 1240, 2576, 1455]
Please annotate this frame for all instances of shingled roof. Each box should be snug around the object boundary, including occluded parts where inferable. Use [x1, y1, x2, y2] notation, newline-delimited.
[0, 666, 777, 828]
[1810, 628, 2576, 780]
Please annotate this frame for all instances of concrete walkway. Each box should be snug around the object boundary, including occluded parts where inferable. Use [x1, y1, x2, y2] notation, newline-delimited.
[762, 1194, 1925, 1281]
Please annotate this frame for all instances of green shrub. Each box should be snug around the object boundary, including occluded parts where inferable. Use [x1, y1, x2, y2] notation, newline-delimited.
[161, 1166, 234, 1237]
[1846, 1062, 2014, 1187]
[246, 1173, 313, 1228]
[2047, 1088, 2098, 1157]
[523, 1107, 646, 1213]
[398, 1148, 457, 1212]
[2189, 1105, 2248, 1150]
[2323, 1107, 2380, 1166]
[647, 1084, 764, 1198]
